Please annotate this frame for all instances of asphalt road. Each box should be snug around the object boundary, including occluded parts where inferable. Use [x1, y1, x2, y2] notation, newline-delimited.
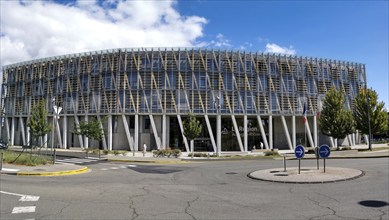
[1, 158, 388, 220]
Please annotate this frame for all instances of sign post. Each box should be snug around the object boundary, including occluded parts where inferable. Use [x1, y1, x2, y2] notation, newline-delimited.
[318, 144, 331, 173]
[294, 145, 305, 174]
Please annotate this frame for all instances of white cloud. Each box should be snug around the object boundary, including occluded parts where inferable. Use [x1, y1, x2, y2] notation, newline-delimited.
[206, 33, 232, 48]
[0, 0, 207, 67]
[264, 43, 296, 55]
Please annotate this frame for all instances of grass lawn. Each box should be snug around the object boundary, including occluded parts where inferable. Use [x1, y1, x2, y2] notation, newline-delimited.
[1, 150, 52, 166]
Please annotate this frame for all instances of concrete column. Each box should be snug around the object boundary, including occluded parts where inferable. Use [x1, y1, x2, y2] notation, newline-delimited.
[217, 114, 221, 155]
[43, 134, 48, 148]
[10, 117, 15, 145]
[313, 115, 318, 148]
[19, 117, 26, 146]
[292, 116, 296, 148]
[5, 118, 10, 143]
[84, 116, 88, 149]
[108, 115, 112, 150]
[27, 126, 30, 147]
[162, 114, 166, 148]
[269, 115, 273, 149]
[62, 116, 67, 149]
[244, 115, 248, 152]
[135, 114, 139, 151]
[281, 116, 292, 150]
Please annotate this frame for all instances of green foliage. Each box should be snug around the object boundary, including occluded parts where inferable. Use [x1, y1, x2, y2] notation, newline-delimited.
[27, 99, 52, 142]
[74, 117, 104, 142]
[3, 150, 51, 166]
[152, 149, 181, 158]
[319, 87, 355, 139]
[183, 113, 202, 141]
[353, 88, 388, 135]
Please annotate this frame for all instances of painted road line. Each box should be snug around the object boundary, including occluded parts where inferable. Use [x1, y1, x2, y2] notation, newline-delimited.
[12, 206, 36, 214]
[20, 195, 40, 202]
[1, 168, 20, 172]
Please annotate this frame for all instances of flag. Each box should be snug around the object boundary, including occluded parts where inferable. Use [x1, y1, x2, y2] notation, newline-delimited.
[302, 102, 307, 123]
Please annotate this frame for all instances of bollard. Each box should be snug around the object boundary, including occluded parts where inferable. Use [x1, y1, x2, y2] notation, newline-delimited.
[0, 151, 3, 171]
[133, 150, 135, 157]
[53, 148, 56, 164]
[283, 156, 286, 172]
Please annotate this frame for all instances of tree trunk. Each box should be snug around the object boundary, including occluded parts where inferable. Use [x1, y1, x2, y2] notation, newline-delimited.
[190, 140, 194, 159]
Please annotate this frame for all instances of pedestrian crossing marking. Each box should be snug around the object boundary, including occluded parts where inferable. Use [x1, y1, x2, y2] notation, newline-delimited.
[20, 196, 40, 202]
[12, 206, 36, 214]
[99, 165, 137, 171]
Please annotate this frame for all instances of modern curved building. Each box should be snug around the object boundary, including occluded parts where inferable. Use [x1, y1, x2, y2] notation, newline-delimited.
[1, 48, 366, 152]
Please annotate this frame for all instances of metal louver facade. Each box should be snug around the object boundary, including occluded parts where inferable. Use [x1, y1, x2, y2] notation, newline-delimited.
[1, 48, 366, 152]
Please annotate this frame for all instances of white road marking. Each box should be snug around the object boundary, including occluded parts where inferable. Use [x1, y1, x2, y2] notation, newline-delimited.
[20, 195, 40, 202]
[99, 165, 137, 171]
[1, 168, 20, 172]
[12, 206, 36, 214]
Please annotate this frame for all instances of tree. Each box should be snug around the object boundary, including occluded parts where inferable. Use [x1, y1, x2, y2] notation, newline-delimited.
[74, 117, 104, 149]
[353, 88, 388, 150]
[183, 113, 202, 157]
[27, 99, 52, 148]
[319, 87, 355, 149]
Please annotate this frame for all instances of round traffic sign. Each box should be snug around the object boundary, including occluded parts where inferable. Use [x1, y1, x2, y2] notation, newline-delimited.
[295, 145, 305, 159]
[319, 144, 331, 158]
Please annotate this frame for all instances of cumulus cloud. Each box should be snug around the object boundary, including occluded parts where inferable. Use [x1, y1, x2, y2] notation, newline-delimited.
[0, 0, 207, 67]
[264, 43, 296, 55]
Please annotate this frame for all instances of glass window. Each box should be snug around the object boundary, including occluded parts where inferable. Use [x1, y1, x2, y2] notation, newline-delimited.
[199, 76, 206, 89]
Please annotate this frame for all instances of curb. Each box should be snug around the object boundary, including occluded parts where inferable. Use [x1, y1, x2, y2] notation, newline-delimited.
[107, 159, 189, 164]
[2, 167, 89, 176]
[247, 169, 366, 184]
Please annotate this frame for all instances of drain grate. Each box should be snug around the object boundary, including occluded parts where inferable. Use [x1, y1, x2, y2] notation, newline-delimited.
[225, 172, 238, 175]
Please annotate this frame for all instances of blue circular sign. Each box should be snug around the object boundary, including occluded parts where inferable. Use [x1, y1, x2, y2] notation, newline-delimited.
[295, 145, 305, 159]
[319, 145, 331, 158]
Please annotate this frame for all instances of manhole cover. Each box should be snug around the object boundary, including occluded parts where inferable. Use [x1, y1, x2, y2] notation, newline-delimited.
[359, 200, 388, 208]
[274, 173, 289, 176]
[270, 171, 280, 173]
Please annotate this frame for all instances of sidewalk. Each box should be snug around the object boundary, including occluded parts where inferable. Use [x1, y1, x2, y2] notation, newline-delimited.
[1, 144, 388, 177]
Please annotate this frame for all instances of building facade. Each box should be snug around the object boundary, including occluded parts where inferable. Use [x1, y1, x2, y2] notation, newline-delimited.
[1, 48, 366, 152]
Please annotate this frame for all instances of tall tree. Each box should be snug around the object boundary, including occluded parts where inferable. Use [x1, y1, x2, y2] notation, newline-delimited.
[353, 88, 388, 150]
[183, 113, 202, 157]
[319, 87, 355, 149]
[27, 99, 52, 148]
[74, 117, 104, 149]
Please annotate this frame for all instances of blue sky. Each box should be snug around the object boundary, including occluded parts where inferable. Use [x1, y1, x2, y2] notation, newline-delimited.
[1, 0, 388, 105]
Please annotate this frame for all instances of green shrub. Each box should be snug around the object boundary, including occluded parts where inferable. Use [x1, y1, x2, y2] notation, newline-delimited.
[341, 146, 352, 151]
[103, 150, 110, 155]
[153, 149, 181, 158]
[113, 150, 120, 155]
[188, 152, 208, 157]
[263, 150, 278, 156]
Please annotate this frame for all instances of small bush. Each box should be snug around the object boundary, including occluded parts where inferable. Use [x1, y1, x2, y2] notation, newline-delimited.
[113, 150, 120, 155]
[341, 146, 352, 151]
[103, 150, 110, 155]
[188, 152, 208, 157]
[263, 150, 278, 156]
[153, 149, 181, 158]
[121, 151, 128, 156]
